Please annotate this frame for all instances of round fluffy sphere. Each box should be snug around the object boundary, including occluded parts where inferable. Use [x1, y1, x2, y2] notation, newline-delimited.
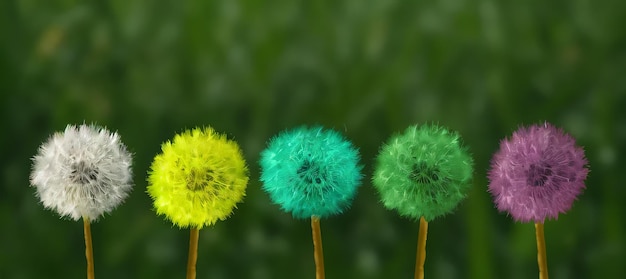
[147, 127, 249, 229]
[372, 124, 474, 221]
[30, 124, 133, 221]
[259, 126, 363, 219]
[488, 122, 589, 223]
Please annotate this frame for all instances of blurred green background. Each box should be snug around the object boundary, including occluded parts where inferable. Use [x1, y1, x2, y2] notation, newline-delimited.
[1, 0, 625, 278]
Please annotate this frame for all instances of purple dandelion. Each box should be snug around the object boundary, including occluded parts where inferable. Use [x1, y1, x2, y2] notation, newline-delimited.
[488, 122, 589, 223]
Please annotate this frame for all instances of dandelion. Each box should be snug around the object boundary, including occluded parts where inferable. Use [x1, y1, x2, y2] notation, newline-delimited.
[372, 124, 473, 279]
[147, 126, 248, 279]
[260, 125, 363, 279]
[488, 122, 589, 279]
[30, 123, 133, 279]
[488, 122, 589, 222]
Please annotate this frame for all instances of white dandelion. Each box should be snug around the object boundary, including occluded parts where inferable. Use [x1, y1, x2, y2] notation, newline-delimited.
[30, 123, 133, 279]
[30, 123, 133, 221]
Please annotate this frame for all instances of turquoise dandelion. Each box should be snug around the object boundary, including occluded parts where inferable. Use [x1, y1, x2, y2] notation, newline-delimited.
[260, 126, 363, 219]
[260, 125, 363, 279]
[373, 124, 474, 279]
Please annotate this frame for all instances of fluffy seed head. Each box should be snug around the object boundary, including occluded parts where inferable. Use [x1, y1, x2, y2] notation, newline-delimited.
[147, 126, 249, 229]
[488, 122, 589, 222]
[259, 126, 363, 219]
[372, 124, 474, 221]
[30, 124, 133, 221]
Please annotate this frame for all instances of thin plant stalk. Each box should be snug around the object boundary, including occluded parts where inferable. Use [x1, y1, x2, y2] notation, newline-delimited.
[414, 216, 428, 279]
[535, 222, 549, 279]
[311, 216, 325, 279]
[83, 217, 95, 279]
[187, 228, 200, 279]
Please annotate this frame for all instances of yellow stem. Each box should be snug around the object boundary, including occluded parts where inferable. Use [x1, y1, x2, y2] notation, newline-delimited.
[311, 216, 325, 279]
[535, 222, 549, 279]
[415, 216, 428, 279]
[187, 228, 200, 279]
[83, 217, 95, 279]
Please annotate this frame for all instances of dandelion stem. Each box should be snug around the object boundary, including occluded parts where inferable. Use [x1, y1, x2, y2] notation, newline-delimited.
[186, 228, 200, 279]
[415, 216, 428, 279]
[83, 217, 95, 279]
[311, 216, 325, 279]
[535, 222, 549, 279]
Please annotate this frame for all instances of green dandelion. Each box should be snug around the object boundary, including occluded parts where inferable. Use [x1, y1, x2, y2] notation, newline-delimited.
[372, 124, 473, 279]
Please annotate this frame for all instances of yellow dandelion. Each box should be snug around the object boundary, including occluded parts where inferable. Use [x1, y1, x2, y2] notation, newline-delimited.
[147, 126, 249, 228]
[147, 126, 249, 279]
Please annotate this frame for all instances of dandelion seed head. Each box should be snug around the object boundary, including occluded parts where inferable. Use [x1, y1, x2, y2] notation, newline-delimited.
[259, 126, 363, 219]
[30, 124, 133, 221]
[488, 122, 589, 222]
[372, 124, 474, 221]
[147, 126, 249, 229]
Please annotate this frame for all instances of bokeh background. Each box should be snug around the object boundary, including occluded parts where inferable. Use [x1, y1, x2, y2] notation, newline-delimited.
[1, 0, 625, 278]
